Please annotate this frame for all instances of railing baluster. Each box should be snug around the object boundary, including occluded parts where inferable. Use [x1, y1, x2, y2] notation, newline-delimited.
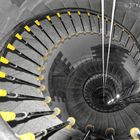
[77, 11, 85, 32]
[129, 43, 135, 53]
[87, 12, 92, 31]
[15, 33, 44, 57]
[124, 35, 130, 47]
[136, 58, 140, 65]
[35, 20, 55, 44]
[112, 23, 116, 38]
[133, 51, 139, 59]
[82, 125, 94, 140]
[0, 57, 41, 78]
[24, 25, 48, 50]
[97, 15, 100, 33]
[119, 29, 124, 42]
[0, 89, 47, 101]
[8, 118, 75, 139]
[7, 43, 41, 67]
[106, 17, 108, 35]
[56, 13, 69, 35]
[67, 11, 77, 33]
[0, 71, 45, 89]
[34, 117, 76, 139]
[46, 16, 62, 38]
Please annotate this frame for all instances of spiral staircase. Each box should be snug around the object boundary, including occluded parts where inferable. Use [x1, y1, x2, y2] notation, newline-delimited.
[1, 0, 140, 139]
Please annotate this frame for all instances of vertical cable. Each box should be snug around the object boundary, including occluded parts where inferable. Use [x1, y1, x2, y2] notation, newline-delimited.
[105, 0, 117, 84]
[101, 0, 105, 92]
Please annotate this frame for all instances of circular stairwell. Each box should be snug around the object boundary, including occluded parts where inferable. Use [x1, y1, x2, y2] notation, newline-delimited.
[1, 0, 140, 140]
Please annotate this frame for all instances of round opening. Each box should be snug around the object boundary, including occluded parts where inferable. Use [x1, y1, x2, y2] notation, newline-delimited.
[83, 74, 126, 112]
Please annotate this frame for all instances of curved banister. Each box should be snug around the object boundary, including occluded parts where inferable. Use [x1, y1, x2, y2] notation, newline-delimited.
[0, 8, 139, 54]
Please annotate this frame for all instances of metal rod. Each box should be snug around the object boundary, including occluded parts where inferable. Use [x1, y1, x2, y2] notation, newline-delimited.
[68, 13, 77, 33]
[15, 111, 54, 121]
[106, 18, 108, 35]
[88, 13, 92, 31]
[14, 49, 41, 67]
[124, 36, 130, 47]
[18, 39, 44, 57]
[58, 15, 69, 35]
[105, 0, 117, 84]
[61, 20, 69, 35]
[6, 75, 40, 88]
[27, 111, 54, 118]
[35, 122, 69, 139]
[8, 62, 39, 77]
[37, 25, 55, 44]
[111, 135, 115, 140]
[78, 13, 85, 31]
[112, 23, 116, 38]
[119, 30, 124, 42]
[7, 92, 45, 100]
[129, 43, 135, 53]
[82, 130, 91, 140]
[133, 51, 139, 59]
[101, 0, 105, 97]
[28, 31, 48, 50]
[49, 20, 62, 38]
[136, 58, 140, 65]
[97, 15, 100, 33]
